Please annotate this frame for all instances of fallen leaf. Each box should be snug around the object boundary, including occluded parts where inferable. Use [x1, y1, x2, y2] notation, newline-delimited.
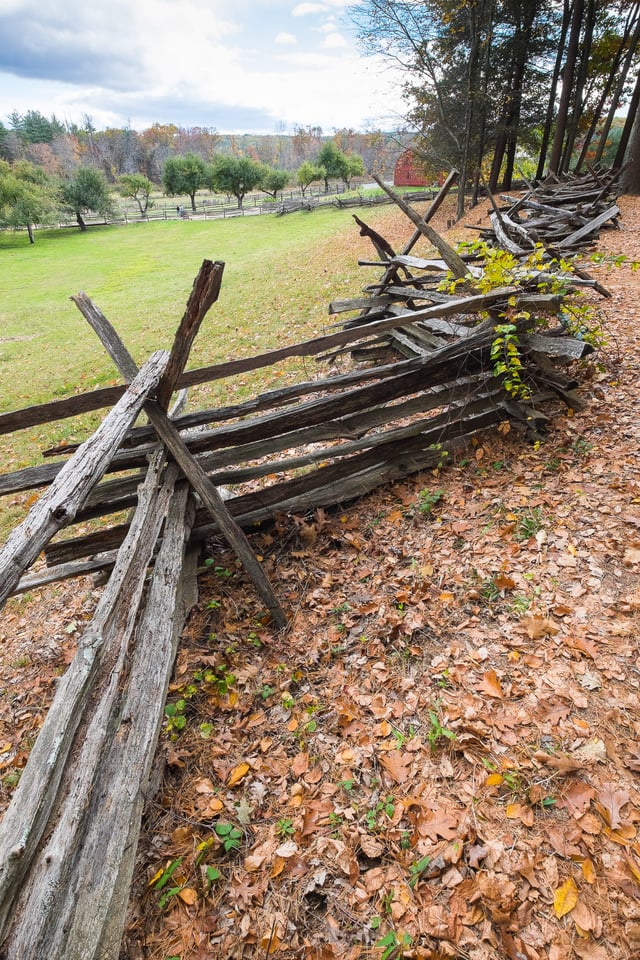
[581, 859, 596, 884]
[523, 614, 559, 640]
[506, 802, 534, 826]
[623, 851, 640, 885]
[227, 762, 251, 787]
[623, 547, 640, 566]
[553, 876, 578, 918]
[379, 750, 413, 784]
[480, 669, 503, 699]
[596, 782, 630, 829]
[274, 840, 298, 858]
[178, 887, 198, 904]
[359, 833, 385, 858]
[563, 781, 595, 818]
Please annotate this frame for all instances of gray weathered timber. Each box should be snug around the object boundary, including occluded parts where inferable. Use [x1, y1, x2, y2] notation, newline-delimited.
[372, 174, 469, 279]
[0, 484, 194, 960]
[72, 293, 287, 629]
[0, 285, 514, 438]
[0, 453, 180, 947]
[0, 351, 168, 609]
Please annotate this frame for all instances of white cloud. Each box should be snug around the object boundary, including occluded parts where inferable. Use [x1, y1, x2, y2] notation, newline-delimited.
[318, 19, 337, 32]
[321, 31, 347, 48]
[275, 31, 297, 45]
[292, 3, 327, 16]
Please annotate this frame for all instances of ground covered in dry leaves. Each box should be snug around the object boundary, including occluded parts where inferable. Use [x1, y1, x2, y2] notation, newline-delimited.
[1, 199, 640, 960]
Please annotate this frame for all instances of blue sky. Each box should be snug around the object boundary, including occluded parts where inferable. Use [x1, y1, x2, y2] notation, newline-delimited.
[0, 0, 406, 133]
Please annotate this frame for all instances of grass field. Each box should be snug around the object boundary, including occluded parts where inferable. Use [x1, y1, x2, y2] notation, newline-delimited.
[0, 202, 425, 538]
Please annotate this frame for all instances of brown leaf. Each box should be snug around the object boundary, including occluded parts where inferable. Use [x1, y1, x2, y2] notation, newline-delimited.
[563, 781, 596, 818]
[596, 782, 630, 829]
[532, 750, 582, 774]
[417, 807, 460, 841]
[359, 833, 385, 858]
[227, 761, 251, 787]
[506, 802, 534, 826]
[379, 750, 413, 784]
[480, 669, 503, 699]
[523, 614, 559, 639]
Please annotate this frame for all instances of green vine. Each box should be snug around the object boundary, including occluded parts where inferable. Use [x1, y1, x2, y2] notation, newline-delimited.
[490, 322, 531, 401]
[436, 240, 609, 399]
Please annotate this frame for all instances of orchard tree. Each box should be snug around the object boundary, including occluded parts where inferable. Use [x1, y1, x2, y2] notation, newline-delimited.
[162, 152, 207, 211]
[317, 142, 365, 190]
[342, 152, 365, 187]
[296, 161, 326, 195]
[258, 165, 289, 199]
[59, 166, 116, 231]
[208, 155, 264, 207]
[0, 159, 57, 243]
[118, 172, 154, 216]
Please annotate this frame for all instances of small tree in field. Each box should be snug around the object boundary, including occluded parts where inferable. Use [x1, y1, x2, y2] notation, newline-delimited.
[296, 161, 325, 196]
[59, 166, 116, 231]
[258, 165, 289, 200]
[118, 173, 154, 216]
[208, 155, 264, 208]
[0, 159, 57, 243]
[317, 142, 364, 192]
[162, 153, 207, 212]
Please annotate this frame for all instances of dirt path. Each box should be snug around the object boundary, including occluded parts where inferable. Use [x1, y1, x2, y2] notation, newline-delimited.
[1, 198, 639, 960]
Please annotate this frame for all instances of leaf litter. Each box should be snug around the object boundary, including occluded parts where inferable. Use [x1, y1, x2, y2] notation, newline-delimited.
[1, 198, 640, 959]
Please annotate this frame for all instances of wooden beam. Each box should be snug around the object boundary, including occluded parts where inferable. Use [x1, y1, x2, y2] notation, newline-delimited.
[0, 351, 169, 610]
[72, 293, 288, 629]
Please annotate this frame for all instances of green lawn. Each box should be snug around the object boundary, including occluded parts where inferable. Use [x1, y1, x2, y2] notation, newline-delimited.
[0, 203, 418, 536]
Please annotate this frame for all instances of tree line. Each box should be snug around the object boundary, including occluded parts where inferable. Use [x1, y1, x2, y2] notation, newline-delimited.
[0, 127, 371, 241]
[351, 0, 640, 214]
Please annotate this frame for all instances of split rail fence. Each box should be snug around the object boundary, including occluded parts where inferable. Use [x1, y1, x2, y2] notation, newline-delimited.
[0, 165, 620, 959]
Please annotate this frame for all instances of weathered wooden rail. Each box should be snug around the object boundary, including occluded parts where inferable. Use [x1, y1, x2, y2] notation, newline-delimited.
[0, 172, 612, 960]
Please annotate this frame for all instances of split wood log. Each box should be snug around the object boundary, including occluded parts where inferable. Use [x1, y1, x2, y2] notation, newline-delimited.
[0, 350, 169, 609]
[0, 287, 518, 500]
[0, 281, 515, 440]
[372, 174, 469, 278]
[0, 481, 195, 960]
[0, 452, 183, 952]
[72, 293, 288, 629]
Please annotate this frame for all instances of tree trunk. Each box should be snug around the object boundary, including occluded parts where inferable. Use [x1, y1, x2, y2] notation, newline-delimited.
[76, 211, 87, 231]
[27, 224, 34, 244]
[615, 66, 640, 171]
[537, 0, 571, 179]
[548, 0, 585, 174]
[560, 0, 596, 172]
[620, 79, 640, 193]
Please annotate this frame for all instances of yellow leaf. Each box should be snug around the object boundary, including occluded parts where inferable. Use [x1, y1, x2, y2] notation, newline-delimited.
[148, 867, 164, 887]
[439, 591, 455, 604]
[581, 858, 596, 884]
[485, 773, 504, 787]
[554, 877, 578, 918]
[178, 887, 198, 904]
[227, 761, 250, 787]
[624, 851, 640, 885]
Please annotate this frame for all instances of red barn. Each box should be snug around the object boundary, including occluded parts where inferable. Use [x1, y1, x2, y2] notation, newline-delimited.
[393, 149, 428, 187]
